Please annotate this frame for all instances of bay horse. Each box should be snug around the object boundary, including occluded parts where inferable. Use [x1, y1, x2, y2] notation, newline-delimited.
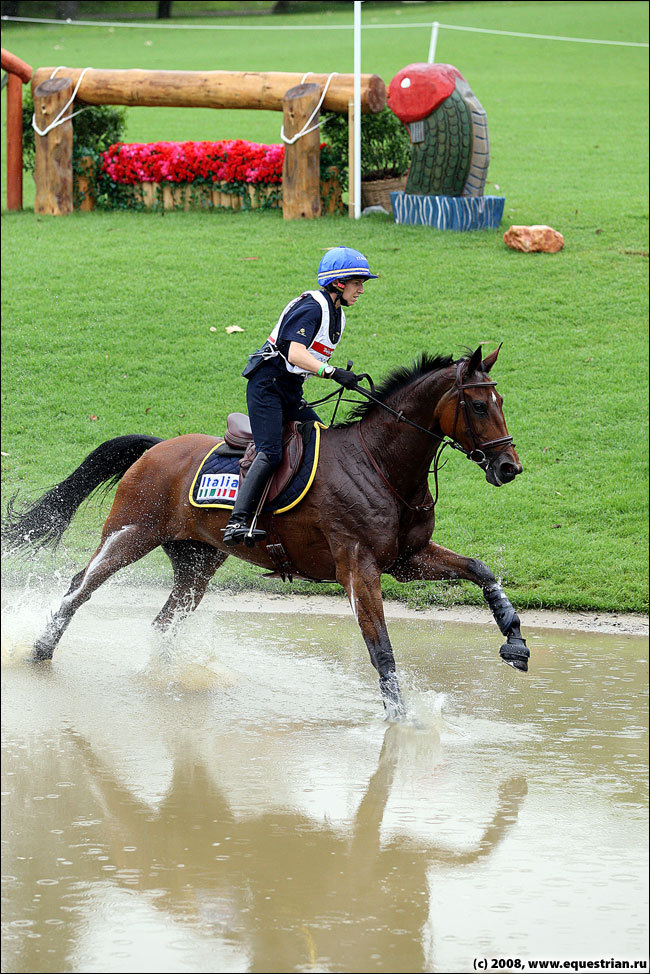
[4, 345, 529, 719]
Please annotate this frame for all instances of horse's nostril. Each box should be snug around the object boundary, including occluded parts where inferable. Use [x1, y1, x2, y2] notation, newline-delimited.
[500, 462, 519, 481]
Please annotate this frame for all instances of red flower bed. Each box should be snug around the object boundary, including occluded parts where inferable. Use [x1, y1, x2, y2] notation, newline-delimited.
[101, 139, 285, 185]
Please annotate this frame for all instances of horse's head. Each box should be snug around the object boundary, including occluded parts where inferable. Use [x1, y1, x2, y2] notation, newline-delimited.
[438, 345, 523, 487]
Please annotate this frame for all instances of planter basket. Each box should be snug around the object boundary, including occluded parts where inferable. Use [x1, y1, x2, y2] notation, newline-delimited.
[135, 182, 271, 211]
[100, 176, 341, 214]
[361, 175, 407, 213]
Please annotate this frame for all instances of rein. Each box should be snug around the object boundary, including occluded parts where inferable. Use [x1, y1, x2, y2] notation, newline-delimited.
[352, 362, 513, 466]
[357, 423, 435, 513]
[306, 360, 514, 514]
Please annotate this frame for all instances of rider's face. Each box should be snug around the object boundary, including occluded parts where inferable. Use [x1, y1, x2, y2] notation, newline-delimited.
[340, 278, 365, 305]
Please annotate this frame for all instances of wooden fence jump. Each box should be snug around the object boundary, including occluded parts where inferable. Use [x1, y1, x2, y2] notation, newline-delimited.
[29, 67, 385, 219]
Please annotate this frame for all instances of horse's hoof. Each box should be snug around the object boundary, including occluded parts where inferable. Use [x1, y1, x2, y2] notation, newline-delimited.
[503, 657, 528, 672]
[384, 708, 407, 724]
[380, 672, 407, 722]
[29, 643, 54, 664]
[383, 698, 408, 722]
[500, 637, 529, 673]
[382, 694, 407, 723]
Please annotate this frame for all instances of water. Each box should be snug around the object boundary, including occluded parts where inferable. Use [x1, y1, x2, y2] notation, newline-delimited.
[2, 582, 648, 973]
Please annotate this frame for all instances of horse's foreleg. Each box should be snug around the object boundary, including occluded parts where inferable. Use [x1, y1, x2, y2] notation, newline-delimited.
[335, 546, 406, 720]
[154, 540, 228, 632]
[32, 524, 160, 662]
[391, 541, 529, 672]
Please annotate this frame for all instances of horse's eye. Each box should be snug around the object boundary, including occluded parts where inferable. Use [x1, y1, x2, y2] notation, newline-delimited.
[471, 399, 488, 416]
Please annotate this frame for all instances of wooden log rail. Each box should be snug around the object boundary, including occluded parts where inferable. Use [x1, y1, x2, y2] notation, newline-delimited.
[31, 68, 385, 114]
[1, 48, 33, 210]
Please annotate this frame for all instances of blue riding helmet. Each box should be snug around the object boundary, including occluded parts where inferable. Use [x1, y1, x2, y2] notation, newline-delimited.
[317, 247, 379, 287]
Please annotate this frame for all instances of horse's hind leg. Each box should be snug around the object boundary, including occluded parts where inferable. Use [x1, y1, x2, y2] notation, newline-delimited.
[153, 540, 228, 632]
[32, 524, 160, 662]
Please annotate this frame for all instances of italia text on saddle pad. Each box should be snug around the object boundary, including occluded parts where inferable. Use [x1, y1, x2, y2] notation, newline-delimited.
[189, 424, 322, 513]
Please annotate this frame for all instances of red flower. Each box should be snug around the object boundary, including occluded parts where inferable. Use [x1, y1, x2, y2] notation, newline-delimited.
[101, 140, 285, 186]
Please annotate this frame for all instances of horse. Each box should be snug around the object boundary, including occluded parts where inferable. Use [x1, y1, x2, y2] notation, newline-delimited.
[3, 344, 529, 719]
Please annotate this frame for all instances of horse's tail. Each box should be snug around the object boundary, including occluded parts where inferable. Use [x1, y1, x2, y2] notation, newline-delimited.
[2, 434, 163, 553]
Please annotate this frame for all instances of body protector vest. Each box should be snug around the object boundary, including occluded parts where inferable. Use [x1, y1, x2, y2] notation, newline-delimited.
[243, 291, 345, 381]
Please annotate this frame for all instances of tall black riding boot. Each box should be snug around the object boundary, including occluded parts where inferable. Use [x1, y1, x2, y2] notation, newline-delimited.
[222, 451, 274, 547]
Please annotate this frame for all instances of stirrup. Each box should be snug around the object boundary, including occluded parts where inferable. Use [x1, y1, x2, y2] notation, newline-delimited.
[222, 521, 266, 548]
[222, 519, 246, 547]
[243, 526, 267, 548]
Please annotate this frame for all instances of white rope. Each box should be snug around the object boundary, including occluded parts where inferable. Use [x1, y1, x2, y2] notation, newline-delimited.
[2, 15, 648, 46]
[31, 66, 92, 136]
[280, 72, 337, 146]
[430, 21, 649, 47]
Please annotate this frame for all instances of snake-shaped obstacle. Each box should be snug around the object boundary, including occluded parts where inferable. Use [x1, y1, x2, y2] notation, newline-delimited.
[387, 62, 504, 230]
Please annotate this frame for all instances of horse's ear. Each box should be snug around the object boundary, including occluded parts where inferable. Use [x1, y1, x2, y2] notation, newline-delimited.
[465, 345, 484, 376]
[481, 343, 503, 373]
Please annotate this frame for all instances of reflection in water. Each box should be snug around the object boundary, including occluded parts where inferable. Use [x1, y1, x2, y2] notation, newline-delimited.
[1, 584, 648, 973]
[2, 722, 525, 974]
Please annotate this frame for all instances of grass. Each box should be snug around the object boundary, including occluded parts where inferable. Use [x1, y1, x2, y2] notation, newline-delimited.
[1, 2, 648, 613]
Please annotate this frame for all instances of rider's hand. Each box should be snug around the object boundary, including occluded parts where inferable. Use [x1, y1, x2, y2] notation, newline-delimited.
[330, 367, 361, 389]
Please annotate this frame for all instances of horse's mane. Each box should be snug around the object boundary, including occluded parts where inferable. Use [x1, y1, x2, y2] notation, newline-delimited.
[336, 352, 458, 426]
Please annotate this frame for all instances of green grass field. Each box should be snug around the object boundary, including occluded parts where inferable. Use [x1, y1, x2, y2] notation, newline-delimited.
[1, 2, 648, 613]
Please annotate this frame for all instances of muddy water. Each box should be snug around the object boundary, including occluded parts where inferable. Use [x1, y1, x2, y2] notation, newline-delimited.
[1, 583, 648, 973]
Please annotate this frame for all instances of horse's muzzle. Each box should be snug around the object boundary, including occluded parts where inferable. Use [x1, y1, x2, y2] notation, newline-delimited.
[485, 453, 523, 487]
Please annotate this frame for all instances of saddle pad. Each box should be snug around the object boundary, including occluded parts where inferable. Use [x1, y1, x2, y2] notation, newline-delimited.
[189, 423, 322, 514]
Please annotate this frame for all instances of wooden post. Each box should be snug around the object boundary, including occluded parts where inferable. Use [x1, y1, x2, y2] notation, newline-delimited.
[348, 100, 356, 219]
[2, 48, 33, 211]
[6, 74, 24, 211]
[282, 83, 321, 221]
[75, 155, 96, 211]
[33, 77, 73, 216]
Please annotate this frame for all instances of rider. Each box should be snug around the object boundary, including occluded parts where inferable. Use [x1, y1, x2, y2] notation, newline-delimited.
[222, 246, 378, 547]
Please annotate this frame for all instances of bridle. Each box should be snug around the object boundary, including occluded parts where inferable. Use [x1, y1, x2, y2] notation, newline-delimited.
[353, 362, 514, 513]
[354, 361, 512, 457]
[305, 359, 515, 513]
[449, 360, 514, 469]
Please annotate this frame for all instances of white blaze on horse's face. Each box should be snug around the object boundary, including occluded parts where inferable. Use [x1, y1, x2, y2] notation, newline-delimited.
[435, 360, 522, 487]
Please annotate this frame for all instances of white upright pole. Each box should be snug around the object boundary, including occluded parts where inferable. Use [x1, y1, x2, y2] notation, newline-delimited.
[354, 0, 362, 219]
[428, 21, 440, 63]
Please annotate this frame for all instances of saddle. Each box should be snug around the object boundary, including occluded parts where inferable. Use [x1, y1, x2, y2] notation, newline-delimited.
[223, 412, 306, 505]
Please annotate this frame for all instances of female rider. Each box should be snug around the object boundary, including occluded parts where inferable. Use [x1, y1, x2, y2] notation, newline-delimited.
[222, 246, 378, 547]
